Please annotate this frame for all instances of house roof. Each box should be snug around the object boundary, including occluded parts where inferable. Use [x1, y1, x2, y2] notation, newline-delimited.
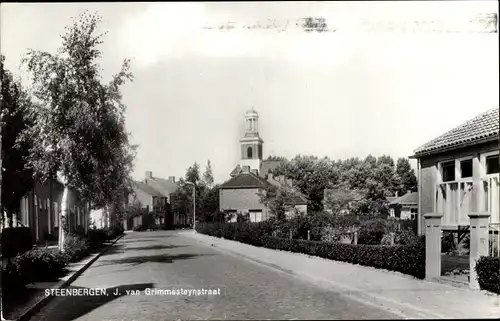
[220, 172, 272, 189]
[285, 194, 309, 205]
[389, 192, 418, 206]
[259, 160, 283, 178]
[133, 181, 164, 197]
[146, 177, 179, 197]
[411, 107, 499, 158]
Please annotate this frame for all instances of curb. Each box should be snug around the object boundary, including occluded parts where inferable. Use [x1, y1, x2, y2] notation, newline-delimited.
[13, 233, 125, 321]
[184, 232, 452, 319]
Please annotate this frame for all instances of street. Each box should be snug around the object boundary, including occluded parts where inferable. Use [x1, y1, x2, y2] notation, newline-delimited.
[29, 230, 397, 320]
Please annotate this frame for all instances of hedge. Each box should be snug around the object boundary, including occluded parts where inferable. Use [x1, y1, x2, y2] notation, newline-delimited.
[475, 256, 500, 294]
[1, 228, 117, 294]
[196, 222, 425, 279]
[261, 237, 425, 279]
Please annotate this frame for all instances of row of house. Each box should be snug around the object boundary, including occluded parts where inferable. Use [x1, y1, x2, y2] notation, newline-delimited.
[217, 107, 499, 235]
[119, 173, 186, 230]
[13, 175, 90, 244]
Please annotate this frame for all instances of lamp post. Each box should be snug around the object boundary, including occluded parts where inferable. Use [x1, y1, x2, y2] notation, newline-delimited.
[185, 181, 196, 232]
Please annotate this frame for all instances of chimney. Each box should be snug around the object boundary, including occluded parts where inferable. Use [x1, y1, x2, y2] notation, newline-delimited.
[242, 166, 250, 173]
[251, 169, 258, 176]
[145, 171, 153, 180]
[168, 176, 175, 183]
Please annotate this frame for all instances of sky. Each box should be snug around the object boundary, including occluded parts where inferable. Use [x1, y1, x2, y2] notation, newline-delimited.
[1, 1, 498, 184]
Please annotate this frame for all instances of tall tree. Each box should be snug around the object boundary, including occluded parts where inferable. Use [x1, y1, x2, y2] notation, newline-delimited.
[0, 55, 34, 226]
[396, 157, 418, 195]
[19, 12, 135, 250]
[185, 162, 200, 184]
[202, 159, 214, 188]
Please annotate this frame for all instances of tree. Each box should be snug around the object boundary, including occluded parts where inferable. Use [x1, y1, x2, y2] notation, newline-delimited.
[273, 155, 338, 212]
[185, 162, 200, 184]
[323, 186, 365, 215]
[257, 185, 298, 222]
[202, 159, 214, 188]
[266, 155, 288, 162]
[396, 158, 418, 195]
[1, 55, 34, 227]
[19, 12, 135, 251]
[199, 184, 220, 222]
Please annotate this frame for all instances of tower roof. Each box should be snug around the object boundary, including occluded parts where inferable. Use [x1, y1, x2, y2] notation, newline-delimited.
[245, 107, 258, 117]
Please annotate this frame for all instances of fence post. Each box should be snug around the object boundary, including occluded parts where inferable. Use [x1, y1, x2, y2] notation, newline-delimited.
[424, 213, 443, 282]
[289, 230, 292, 240]
[354, 230, 358, 245]
[468, 212, 490, 290]
[307, 230, 310, 241]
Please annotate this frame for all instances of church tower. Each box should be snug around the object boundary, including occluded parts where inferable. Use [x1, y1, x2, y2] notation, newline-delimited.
[239, 108, 263, 174]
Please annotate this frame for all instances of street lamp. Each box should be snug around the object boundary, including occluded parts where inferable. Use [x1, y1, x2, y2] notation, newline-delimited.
[185, 181, 196, 232]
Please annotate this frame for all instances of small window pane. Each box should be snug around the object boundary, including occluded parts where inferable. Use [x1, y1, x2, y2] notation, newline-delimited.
[442, 161, 455, 182]
[460, 159, 473, 178]
[486, 155, 499, 174]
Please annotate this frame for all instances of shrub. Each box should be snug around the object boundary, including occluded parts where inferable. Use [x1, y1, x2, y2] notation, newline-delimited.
[63, 234, 90, 263]
[196, 222, 425, 279]
[380, 233, 394, 245]
[20, 247, 67, 282]
[441, 231, 456, 253]
[106, 225, 124, 240]
[475, 256, 500, 294]
[74, 226, 86, 237]
[394, 230, 420, 246]
[357, 219, 387, 245]
[1, 247, 68, 293]
[261, 236, 425, 279]
[133, 225, 146, 231]
[87, 229, 108, 249]
[196, 221, 274, 247]
[1, 227, 33, 258]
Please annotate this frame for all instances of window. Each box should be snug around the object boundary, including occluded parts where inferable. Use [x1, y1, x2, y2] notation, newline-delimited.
[486, 155, 499, 174]
[441, 161, 455, 182]
[460, 159, 473, 178]
[249, 210, 263, 222]
[247, 146, 253, 159]
[258, 145, 263, 159]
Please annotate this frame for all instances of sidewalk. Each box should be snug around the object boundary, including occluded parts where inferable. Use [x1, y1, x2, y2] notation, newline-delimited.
[182, 231, 500, 319]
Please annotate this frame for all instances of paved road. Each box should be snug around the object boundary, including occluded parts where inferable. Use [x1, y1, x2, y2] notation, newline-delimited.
[30, 231, 398, 320]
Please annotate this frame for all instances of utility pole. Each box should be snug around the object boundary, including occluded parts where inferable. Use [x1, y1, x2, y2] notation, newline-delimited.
[185, 181, 196, 232]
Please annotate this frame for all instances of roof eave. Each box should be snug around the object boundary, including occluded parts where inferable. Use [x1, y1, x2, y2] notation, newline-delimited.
[410, 135, 499, 159]
[219, 185, 266, 189]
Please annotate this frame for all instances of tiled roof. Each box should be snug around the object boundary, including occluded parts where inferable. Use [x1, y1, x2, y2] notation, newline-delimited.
[285, 194, 309, 205]
[147, 177, 179, 196]
[413, 107, 499, 157]
[220, 172, 272, 189]
[133, 181, 164, 197]
[389, 192, 418, 206]
[259, 160, 282, 178]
